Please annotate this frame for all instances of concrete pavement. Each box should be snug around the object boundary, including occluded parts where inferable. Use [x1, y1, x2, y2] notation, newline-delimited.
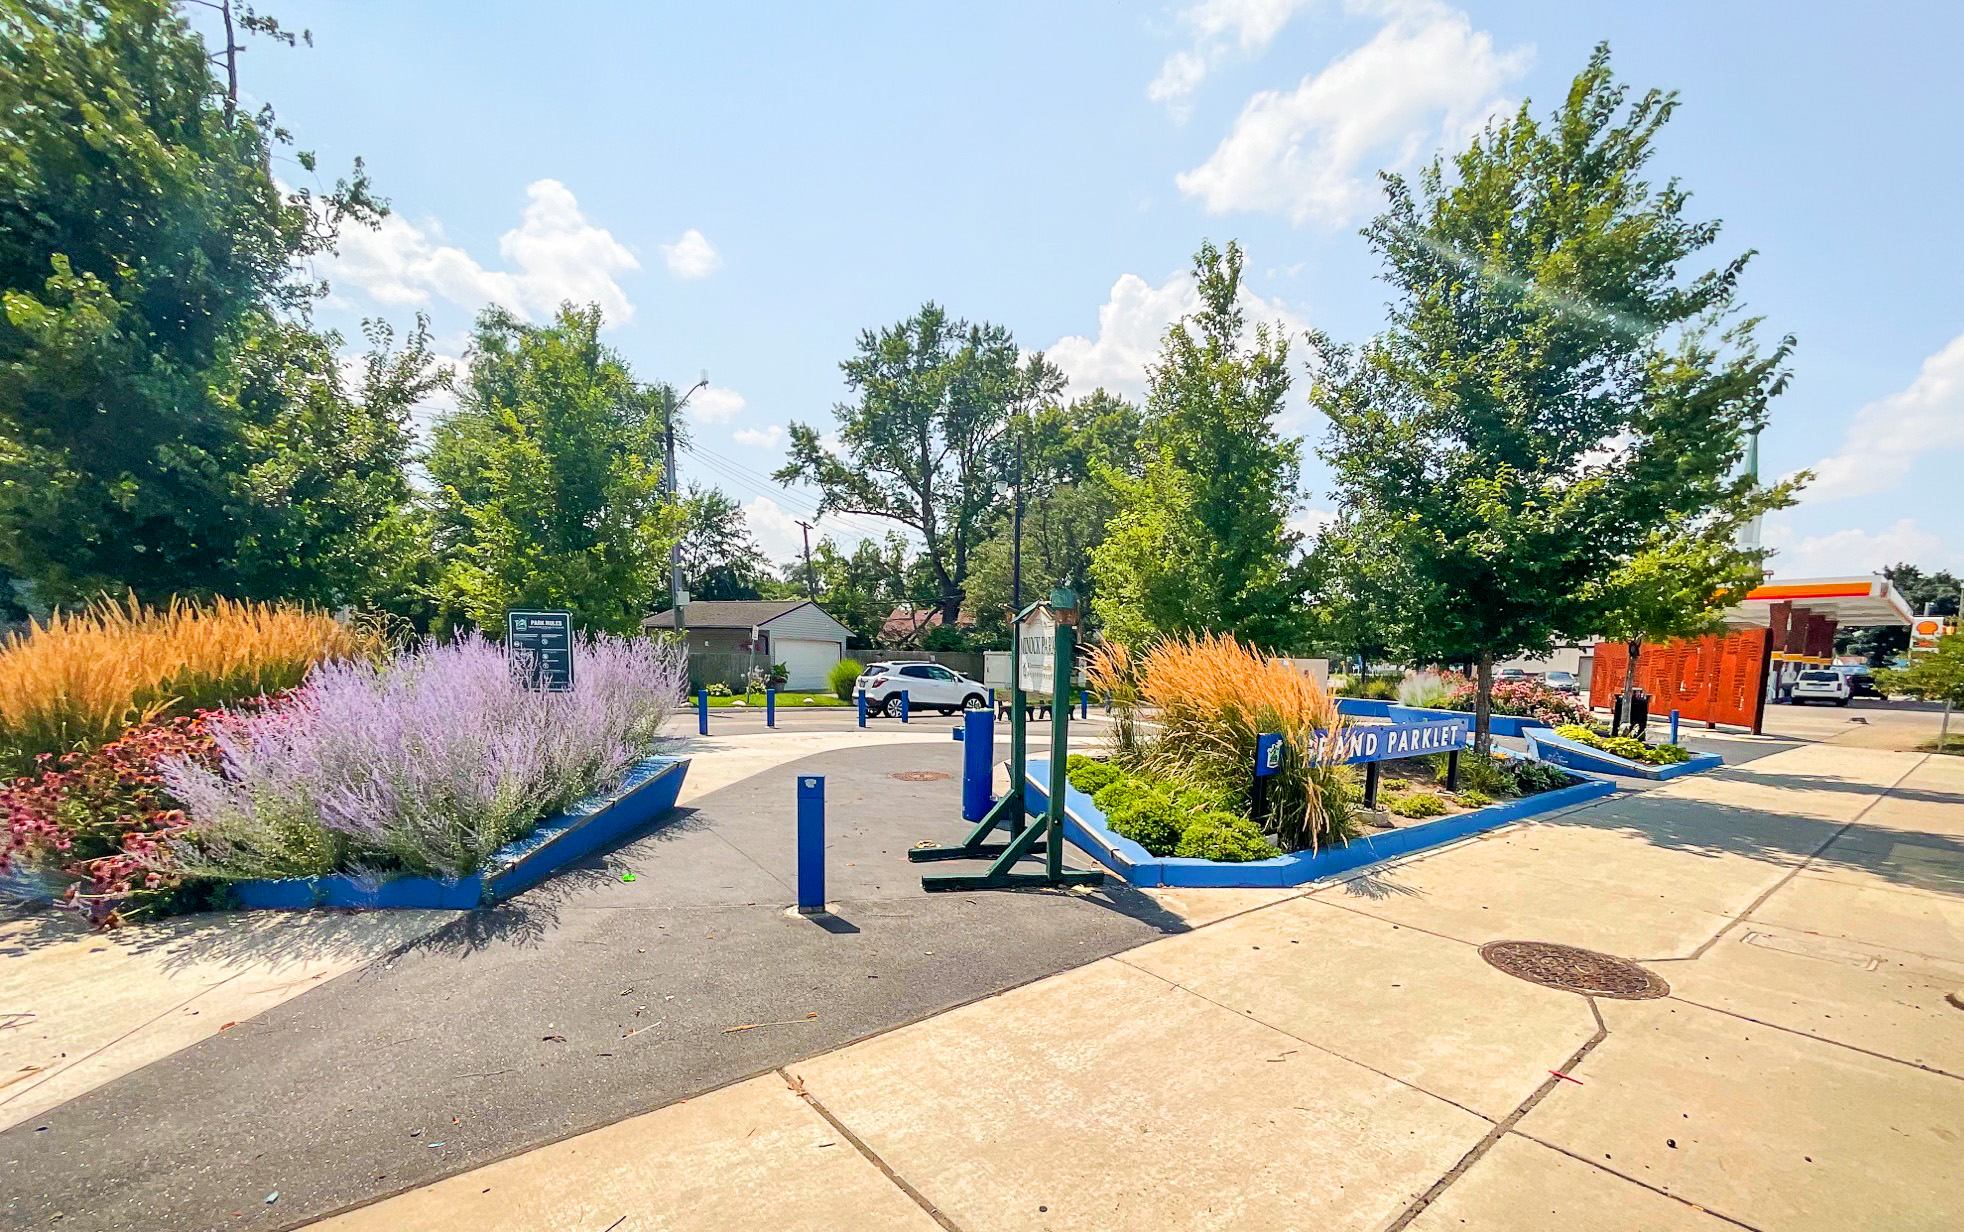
[301, 741, 1962, 1232]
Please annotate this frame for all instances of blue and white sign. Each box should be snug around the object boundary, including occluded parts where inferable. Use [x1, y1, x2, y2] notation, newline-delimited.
[1255, 732, 1284, 778]
[1316, 718, 1469, 765]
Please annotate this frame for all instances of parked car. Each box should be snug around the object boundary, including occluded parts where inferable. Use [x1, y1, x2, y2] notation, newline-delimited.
[854, 661, 991, 717]
[1790, 669, 1851, 706]
[1833, 664, 1881, 699]
[1544, 670, 1581, 695]
[1495, 667, 1536, 684]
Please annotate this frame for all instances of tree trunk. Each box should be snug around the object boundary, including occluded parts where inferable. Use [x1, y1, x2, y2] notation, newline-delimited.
[1474, 652, 1494, 756]
[1621, 638, 1643, 727]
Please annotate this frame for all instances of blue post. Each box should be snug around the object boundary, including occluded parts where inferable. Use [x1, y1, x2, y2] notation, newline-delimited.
[1079, 689, 1088, 719]
[1105, 692, 1112, 714]
[698, 688, 709, 735]
[766, 687, 776, 728]
[961, 707, 995, 821]
[796, 775, 825, 914]
[899, 689, 909, 723]
[1669, 708, 1680, 745]
[856, 689, 867, 727]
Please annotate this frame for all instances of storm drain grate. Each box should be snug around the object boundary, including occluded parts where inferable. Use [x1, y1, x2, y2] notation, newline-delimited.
[1479, 940, 1670, 1000]
[889, 771, 951, 782]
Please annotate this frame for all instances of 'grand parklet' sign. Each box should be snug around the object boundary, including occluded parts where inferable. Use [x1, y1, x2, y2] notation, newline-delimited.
[1315, 717, 1469, 765]
[1016, 606, 1057, 694]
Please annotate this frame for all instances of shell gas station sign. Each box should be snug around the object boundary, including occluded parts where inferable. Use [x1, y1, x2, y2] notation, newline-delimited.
[1911, 615, 1955, 657]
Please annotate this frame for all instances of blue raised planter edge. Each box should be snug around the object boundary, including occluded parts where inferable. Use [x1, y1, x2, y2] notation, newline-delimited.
[1028, 755, 1615, 889]
[1524, 728, 1723, 781]
[230, 755, 690, 911]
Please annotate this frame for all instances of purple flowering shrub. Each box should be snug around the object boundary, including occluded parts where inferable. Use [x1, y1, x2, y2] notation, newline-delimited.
[164, 633, 685, 880]
[1442, 676, 1594, 727]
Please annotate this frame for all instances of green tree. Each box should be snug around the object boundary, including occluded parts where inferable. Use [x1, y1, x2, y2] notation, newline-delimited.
[427, 305, 679, 635]
[798, 533, 913, 646]
[1093, 240, 1306, 649]
[0, 0, 383, 604]
[1311, 46, 1795, 751]
[776, 304, 1062, 624]
[1877, 631, 1964, 752]
[676, 484, 771, 601]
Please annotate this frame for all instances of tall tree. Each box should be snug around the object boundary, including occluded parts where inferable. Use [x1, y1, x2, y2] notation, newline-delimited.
[427, 305, 679, 635]
[776, 304, 1062, 624]
[0, 0, 383, 604]
[798, 533, 913, 647]
[676, 484, 771, 602]
[1311, 46, 1795, 751]
[1093, 240, 1307, 649]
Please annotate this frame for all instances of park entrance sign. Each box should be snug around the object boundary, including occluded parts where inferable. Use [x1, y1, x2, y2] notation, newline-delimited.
[1016, 604, 1055, 693]
[507, 610, 575, 692]
[1320, 717, 1468, 764]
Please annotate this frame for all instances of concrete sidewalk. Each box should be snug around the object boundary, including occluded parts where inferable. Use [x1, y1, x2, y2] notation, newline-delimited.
[307, 743, 1963, 1232]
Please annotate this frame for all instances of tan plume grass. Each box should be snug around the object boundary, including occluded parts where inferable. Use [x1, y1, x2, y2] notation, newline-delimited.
[0, 595, 372, 773]
[1130, 632, 1356, 852]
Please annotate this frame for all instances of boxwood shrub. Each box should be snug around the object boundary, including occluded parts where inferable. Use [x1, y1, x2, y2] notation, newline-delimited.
[1174, 812, 1276, 862]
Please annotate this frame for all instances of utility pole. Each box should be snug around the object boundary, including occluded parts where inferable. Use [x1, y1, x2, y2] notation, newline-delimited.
[1011, 414, 1024, 616]
[664, 373, 709, 633]
[796, 520, 818, 599]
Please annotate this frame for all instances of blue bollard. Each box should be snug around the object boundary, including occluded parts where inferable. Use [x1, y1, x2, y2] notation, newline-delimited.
[796, 775, 825, 914]
[961, 707, 995, 821]
[698, 688, 709, 735]
[899, 689, 909, 723]
[766, 687, 776, 728]
[1079, 689, 1088, 719]
[856, 689, 867, 727]
[1669, 708, 1680, 745]
[1105, 691, 1113, 714]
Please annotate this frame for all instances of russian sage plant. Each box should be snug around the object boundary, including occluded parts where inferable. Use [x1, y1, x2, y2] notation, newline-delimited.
[165, 633, 685, 880]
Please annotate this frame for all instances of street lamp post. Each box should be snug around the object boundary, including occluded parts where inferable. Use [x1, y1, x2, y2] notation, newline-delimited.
[666, 373, 708, 633]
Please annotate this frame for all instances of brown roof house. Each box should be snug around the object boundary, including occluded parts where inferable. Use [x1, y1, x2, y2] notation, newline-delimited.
[643, 600, 852, 691]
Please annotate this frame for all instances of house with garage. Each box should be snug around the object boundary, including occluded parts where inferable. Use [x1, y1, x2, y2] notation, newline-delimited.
[642, 599, 853, 691]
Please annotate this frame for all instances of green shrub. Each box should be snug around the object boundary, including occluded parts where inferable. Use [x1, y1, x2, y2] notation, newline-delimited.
[1456, 752, 1519, 797]
[1510, 760, 1575, 794]
[1067, 755, 1125, 797]
[1383, 790, 1448, 818]
[705, 682, 733, 697]
[1107, 791, 1184, 855]
[1174, 811, 1277, 862]
[1455, 789, 1494, 809]
[1552, 724, 1693, 766]
[829, 659, 864, 700]
[1092, 777, 1154, 816]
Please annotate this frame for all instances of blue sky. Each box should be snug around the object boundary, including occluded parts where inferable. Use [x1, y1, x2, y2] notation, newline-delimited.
[202, 1, 1964, 578]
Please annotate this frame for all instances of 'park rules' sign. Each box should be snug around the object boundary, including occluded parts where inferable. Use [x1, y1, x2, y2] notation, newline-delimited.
[1316, 717, 1469, 765]
[1016, 606, 1055, 693]
[507, 610, 575, 692]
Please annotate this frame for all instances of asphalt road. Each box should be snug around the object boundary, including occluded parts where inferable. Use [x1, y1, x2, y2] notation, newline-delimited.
[1, 742, 1176, 1232]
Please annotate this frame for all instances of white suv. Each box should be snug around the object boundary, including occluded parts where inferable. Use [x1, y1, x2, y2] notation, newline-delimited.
[1790, 669, 1852, 706]
[855, 661, 991, 717]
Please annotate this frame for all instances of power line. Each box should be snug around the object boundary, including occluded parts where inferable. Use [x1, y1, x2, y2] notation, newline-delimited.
[679, 443, 900, 545]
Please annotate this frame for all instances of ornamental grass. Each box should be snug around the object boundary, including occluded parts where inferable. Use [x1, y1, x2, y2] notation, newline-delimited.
[1124, 632, 1357, 853]
[0, 596, 370, 775]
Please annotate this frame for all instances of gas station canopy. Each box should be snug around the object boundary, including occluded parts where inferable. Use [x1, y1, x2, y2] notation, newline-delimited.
[1724, 575, 1914, 629]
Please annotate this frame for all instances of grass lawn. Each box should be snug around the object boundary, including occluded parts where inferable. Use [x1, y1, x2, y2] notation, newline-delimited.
[702, 693, 850, 708]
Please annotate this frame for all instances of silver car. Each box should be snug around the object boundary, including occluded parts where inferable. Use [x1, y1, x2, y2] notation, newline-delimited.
[854, 661, 991, 717]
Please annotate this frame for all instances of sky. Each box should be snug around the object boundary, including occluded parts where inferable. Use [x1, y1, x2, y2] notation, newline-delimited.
[197, 0, 1964, 579]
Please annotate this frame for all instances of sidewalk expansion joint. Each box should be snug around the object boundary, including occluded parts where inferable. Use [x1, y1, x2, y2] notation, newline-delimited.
[1676, 753, 1928, 963]
[778, 1067, 964, 1232]
[1508, 1129, 1768, 1231]
[1664, 995, 1962, 1081]
[1384, 998, 1608, 1232]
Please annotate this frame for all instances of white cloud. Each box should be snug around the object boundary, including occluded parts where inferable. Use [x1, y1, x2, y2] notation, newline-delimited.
[733, 424, 785, 449]
[1150, 0, 1316, 113]
[1176, 0, 1531, 226]
[743, 496, 808, 561]
[1290, 507, 1337, 540]
[1763, 517, 1960, 578]
[691, 386, 746, 423]
[660, 228, 722, 279]
[1802, 330, 1964, 502]
[1047, 269, 1311, 400]
[326, 179, 639, 325]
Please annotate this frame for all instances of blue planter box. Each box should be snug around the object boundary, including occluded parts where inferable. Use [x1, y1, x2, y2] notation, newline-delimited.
[1027, 755, 1614, 889]
[1524, 729, 1722, 780]
[230, 756, 689, 911]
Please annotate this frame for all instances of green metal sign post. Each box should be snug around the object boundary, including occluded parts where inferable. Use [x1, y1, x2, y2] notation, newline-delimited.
[912, 587, 1104, 891]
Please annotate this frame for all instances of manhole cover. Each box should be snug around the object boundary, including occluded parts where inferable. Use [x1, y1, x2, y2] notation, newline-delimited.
[1479, 941, 1669, 1000]
[889, 770, 950, 782]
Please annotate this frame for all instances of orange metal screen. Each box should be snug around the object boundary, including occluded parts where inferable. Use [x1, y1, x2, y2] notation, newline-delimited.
[1589, 628, 1770, 731]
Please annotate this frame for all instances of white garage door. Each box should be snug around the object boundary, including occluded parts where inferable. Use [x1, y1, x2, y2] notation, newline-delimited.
[774, 638, 841, 690]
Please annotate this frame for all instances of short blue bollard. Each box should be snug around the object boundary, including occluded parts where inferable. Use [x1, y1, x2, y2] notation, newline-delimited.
[766, 687, 776, 728]
[698, 688, 709, 735]
[899, 689, 909, 723]
[856, 690, 867, 727]
[1079, 689, 1088, 719]
[1104, 691, 1112, 714]
[961, 707, 995, 821]
[1669, 708, 1680, 745]
[796, 775, 825, 914]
